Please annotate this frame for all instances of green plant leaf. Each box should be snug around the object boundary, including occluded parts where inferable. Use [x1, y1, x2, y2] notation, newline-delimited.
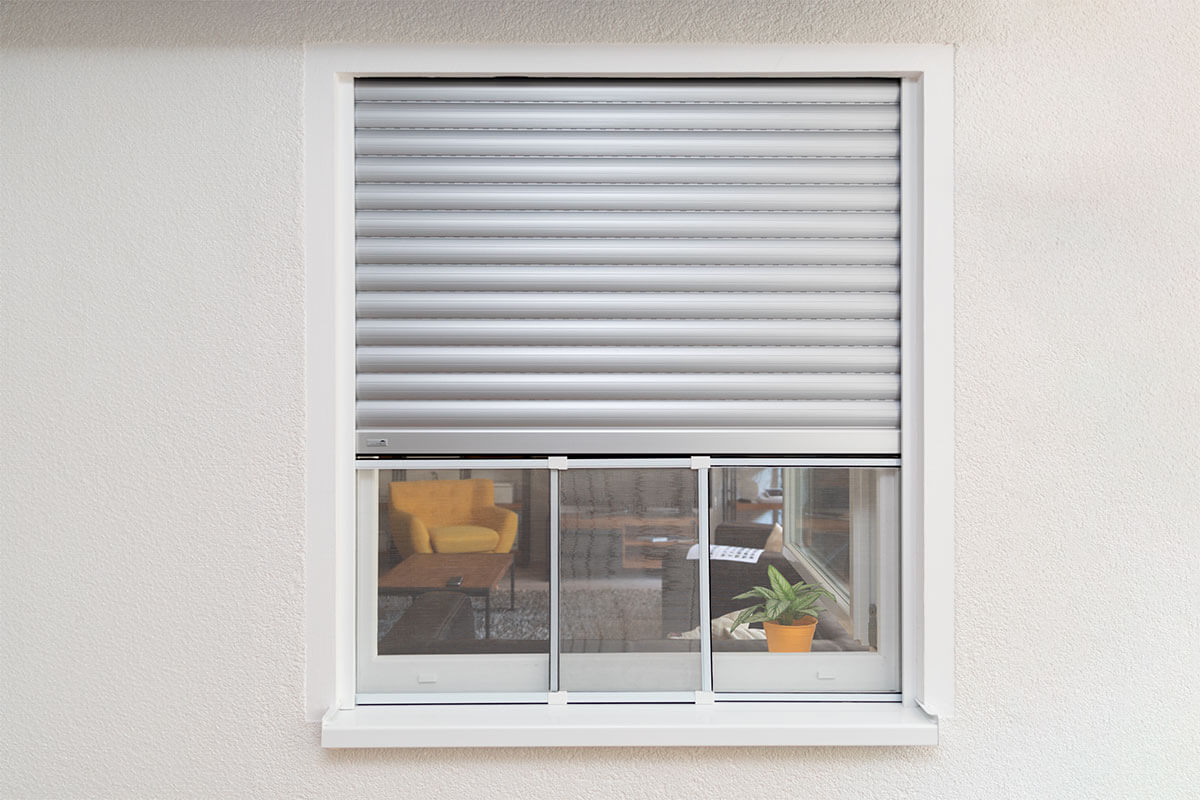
[766, 565, 795, 599]
[733, 586, 776, 602]
[729, 602, 769, 631]
[791, 577, 833, 599]
[765, 598, 787, 621]
[731, 569, 837, 626]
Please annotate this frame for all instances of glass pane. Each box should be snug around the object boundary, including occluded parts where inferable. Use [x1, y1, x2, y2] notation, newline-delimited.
[558, 468, 700, 693]
[709, 466, 898, 693]
[363, 468, 550, 694]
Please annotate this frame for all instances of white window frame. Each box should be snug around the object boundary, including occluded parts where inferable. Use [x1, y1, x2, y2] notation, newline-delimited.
[304, 43, 953, 747]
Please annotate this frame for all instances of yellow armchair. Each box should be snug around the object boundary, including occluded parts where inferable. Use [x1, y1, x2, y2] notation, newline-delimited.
[387, 478, 518, 560]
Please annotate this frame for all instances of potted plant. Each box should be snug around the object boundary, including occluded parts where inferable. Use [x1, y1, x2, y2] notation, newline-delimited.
[729, 565, 833, 652]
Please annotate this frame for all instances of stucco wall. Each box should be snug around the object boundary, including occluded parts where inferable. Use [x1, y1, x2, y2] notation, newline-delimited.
[2, 1, 1198, 797]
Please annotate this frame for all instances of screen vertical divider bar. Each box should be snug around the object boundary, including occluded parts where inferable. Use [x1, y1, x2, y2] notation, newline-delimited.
[697, 467, 713, 694]
[548, 468, 561, 694]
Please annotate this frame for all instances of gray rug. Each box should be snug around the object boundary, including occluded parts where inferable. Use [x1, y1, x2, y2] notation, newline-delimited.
[379, 585, 663, 642]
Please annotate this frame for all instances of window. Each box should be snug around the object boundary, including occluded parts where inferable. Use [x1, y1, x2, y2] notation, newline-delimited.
[306, 45, 953, 747]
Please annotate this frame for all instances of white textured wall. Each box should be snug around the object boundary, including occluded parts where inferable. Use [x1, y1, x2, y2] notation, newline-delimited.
[3, 1, 1198, 797]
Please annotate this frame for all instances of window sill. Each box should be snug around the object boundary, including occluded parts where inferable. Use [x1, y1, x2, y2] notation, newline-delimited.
[321, 702, 938, 748]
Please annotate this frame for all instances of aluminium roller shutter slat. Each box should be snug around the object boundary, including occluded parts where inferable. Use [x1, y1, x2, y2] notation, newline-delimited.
[355, 129, 899, 157]
[357, 401, 899, 428]
[354, 156, 898, 184]
[356, 319, 900, 347]
[355, 210, 899, 238]
[353, 78, 901, 451]
[357, 373, 899, 401]
[356, 184, 898, 211]
[355, 292, 898, 319]
[355, 265, 899, 292]
[352, 78, 900, 102]
[356, 239, 899, 264]
[353, 103, 899, 130]
[355, 346, 899, 373]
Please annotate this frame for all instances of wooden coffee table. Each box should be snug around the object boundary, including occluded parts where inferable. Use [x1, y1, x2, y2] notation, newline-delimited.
[622, 533, 697, 570]
[379, 553, 515, 638]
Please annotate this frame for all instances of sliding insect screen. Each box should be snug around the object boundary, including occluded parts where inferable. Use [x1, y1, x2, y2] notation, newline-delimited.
[558, 466, 700, 696]
[353, 77, 901, 457]
[707, 464, 899, 693]
[356, 465, 553, 698]
[356, 460, 899, 701]
[355, 461, 708, 701]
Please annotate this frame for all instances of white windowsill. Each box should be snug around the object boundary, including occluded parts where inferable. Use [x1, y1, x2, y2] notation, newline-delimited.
[321, 702, 938, 748]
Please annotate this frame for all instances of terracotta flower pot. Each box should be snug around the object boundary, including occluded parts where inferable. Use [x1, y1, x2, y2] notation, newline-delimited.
[763, 617, 817, 653]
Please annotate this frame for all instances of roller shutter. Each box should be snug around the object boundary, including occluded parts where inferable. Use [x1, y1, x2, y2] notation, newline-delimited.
[354, 78, 901, 454]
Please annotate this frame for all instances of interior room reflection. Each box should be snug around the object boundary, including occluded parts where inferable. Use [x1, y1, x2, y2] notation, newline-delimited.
[700, 467, 878, 655]
[375, 468, 551, 655]
[374, 466, 883, 669]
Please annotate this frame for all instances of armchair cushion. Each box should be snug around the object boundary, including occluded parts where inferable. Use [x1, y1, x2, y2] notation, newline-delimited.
[388, 478, 517, 558]
[471, 504, 519, 554]
[429, 525, 501, 554]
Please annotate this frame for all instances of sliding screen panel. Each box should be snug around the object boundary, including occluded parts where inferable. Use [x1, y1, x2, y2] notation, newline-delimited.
[356, 468, 551, 698]
[557, 468, 701, 694]
[708, 466, 899, 693]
